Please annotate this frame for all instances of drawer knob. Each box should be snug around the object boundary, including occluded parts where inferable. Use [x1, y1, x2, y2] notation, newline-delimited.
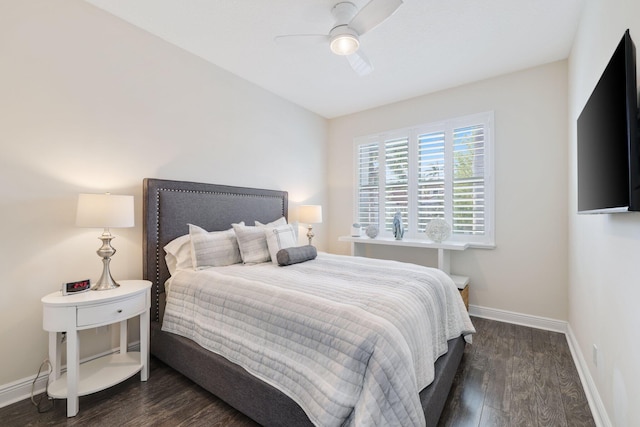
[117, 309, 123, 313]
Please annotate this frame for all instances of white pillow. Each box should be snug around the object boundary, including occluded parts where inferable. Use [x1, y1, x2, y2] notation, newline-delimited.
[233, 224, 271, 264]
[164, 234, 192, 275]
[255, 217, 287, 227]
[189, 224, 242, 269]
[265, 224, 298, 264]
[256, 217, 299, 240]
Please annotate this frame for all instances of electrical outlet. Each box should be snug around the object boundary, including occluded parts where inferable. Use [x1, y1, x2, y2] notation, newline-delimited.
[592, 344, 598, 366]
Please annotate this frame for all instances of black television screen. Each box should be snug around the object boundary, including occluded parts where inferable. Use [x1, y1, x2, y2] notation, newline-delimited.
[577, 29, 639, 214]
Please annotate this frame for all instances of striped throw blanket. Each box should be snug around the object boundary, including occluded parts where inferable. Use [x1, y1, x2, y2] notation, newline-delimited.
[162, 253, 475, 426]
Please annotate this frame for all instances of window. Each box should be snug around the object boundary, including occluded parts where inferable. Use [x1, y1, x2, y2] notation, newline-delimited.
[354, 112, 494, 246]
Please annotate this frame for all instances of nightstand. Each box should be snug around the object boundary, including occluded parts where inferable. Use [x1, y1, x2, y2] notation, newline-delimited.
[450, 275, 469, 311]
[41, 280, 151, 417]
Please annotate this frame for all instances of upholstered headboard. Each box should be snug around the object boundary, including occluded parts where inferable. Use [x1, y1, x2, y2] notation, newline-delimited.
[142, 178, 288, 322]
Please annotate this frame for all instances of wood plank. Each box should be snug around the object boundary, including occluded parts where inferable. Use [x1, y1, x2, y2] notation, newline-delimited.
[483, 321, 514, 412]
[549, 332, 596, 427]
[507, 323, 537, 427]
[479, 405, 511, 427]
[510, 354, 538, 427]
[439, 363, 488, 426]
[532, 328, 568, 427]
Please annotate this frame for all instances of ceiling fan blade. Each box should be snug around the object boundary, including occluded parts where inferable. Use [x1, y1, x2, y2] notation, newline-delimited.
[347, 50, 374, 76]
[274, 34, 329, 47]
[349, 0, 403, 35]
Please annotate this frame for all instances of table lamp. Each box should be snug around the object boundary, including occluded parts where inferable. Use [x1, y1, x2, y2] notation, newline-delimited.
[298, 205, 322, 246]
[76, 193, 134, 290]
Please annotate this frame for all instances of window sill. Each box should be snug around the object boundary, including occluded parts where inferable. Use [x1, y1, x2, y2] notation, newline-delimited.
[338, 235, 494, 250]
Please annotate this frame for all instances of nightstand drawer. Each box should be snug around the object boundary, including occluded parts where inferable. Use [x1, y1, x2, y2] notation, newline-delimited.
[77, 294, 145, 327]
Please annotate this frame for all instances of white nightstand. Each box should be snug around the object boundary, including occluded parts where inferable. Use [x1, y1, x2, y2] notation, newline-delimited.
[41, 280, 151, 417]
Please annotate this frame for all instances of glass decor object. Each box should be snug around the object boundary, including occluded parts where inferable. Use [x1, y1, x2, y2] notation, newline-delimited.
[365, 224, 379, 238]
[393, 211, 404, 240]
[425, 218, 451, 243]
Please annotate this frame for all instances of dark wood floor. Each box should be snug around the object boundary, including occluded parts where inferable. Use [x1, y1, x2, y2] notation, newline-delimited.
[0, 317, 594, 426]
[439, 317, 595, 427]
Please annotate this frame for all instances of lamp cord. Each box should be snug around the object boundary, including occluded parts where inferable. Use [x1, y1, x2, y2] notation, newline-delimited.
[30, 359, 54, 413]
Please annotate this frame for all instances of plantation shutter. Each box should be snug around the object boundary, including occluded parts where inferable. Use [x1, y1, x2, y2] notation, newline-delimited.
[357, 142, 379, 227]
[384, 137, 409, 232]
[354, 111, 493, 245]
[452, 124, 486, 235]
[417, 131, 446, 231]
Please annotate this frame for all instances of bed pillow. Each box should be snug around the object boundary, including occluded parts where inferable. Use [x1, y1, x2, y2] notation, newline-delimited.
[163, 222, 245, 274]
[233, 224, 271, 264]
[189, 224, 242, 269]
[257, 217, 300, 241]
[255, 217, 287, 227]
[265, 224, 298, 264]
[277, 245, 317, 266]
[164, 234, 193, 275]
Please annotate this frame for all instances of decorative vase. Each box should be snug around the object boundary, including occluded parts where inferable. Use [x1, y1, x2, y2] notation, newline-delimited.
[365, 224, 379, 238]
[392, 211, 404, 240]
[425, 218, 451, 243]
[351, 223, 362, 237]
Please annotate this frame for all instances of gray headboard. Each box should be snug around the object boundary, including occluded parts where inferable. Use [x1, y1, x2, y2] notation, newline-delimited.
[143, 178, 288, 322]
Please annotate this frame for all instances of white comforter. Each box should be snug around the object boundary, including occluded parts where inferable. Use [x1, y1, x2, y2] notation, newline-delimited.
[162, 253, 475, 427]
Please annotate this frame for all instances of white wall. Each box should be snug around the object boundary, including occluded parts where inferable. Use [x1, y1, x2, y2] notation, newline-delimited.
[328, 61, 569, 321]
[0, 0, 327, 387]
[568, 1, 640, 425]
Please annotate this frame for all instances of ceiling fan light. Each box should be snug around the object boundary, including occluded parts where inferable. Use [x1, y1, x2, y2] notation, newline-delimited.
[330, 33, 359, 55]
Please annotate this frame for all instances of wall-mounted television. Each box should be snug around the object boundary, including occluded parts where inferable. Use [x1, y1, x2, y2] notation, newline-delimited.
[577, 29, 640, 214]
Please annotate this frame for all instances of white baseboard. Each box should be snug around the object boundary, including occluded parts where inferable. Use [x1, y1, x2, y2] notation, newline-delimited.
[565, 324, 611, 427]
[470, 304, 609, 426]
[0, 341, 140, 410]
[469, 304, 568, 333]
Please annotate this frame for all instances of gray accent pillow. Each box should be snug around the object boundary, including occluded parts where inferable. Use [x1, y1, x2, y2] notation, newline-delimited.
[189, 224, 242, 269]
[276, 245, 317, 266]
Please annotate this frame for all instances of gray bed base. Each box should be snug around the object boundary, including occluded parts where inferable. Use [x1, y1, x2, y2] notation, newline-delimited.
[143, 178, 464, 426]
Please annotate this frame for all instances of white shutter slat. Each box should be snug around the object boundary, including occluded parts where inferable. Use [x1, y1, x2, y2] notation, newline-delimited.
[417, 130, 446, 226]
[357, 142, 379, 227]
[384, 137, 409, 232]
[453, 123, 485, 235]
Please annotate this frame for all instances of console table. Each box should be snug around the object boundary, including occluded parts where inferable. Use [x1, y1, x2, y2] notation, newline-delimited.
[338, 236, 468, 274]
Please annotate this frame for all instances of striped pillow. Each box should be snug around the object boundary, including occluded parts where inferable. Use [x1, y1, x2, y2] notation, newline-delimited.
[233, 224, 271, 264]
[189, 224, 242, 269]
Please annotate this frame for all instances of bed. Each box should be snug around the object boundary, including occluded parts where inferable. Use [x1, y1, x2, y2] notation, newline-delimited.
[143, 178, 473, 427]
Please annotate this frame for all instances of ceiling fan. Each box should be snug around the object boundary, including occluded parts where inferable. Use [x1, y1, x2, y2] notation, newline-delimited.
[275, 0, 403, 76]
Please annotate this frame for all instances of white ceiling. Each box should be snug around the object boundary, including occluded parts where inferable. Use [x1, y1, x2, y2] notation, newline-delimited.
[84, 0, 585, 119]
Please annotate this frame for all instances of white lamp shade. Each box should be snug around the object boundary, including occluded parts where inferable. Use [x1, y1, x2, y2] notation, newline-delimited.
[298, 205, 323, 224]
[76, 193, 134, 228]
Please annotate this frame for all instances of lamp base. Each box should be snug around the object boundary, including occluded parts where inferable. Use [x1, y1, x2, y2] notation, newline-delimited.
[91, 231, 121, 291]
[306, 225, 314, 246]
[92, 275, 120, 291]
[92, 282, 120, 291]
